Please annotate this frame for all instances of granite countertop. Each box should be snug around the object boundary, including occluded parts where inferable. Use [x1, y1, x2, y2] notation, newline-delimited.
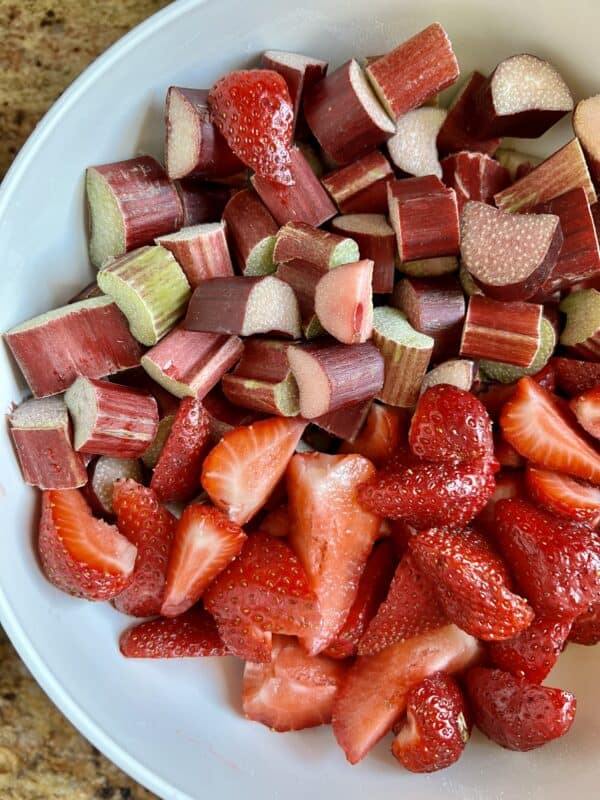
[1, 4, 171, 797]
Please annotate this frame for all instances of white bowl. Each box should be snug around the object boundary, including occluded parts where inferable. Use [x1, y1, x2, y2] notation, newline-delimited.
[1, 1, 599, 798]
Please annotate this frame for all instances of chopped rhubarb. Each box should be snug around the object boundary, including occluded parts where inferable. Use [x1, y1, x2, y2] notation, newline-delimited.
[330, 213, 396, 293]
[526, 464, 600, 526]
[387, 107, 447, 178]
[273, 221, 359, 269]
[175, 179, 230, 226]
[68, 282, 103, 303]
[560, 289, 600, 360]
[400, 255, 458, 277]
[495, 148, 542, 180]
[420, 359, 477, 395]
[321, 151, 393, 215]
[312, 398, 372, 441]
[480, 317, 556, 384]
[573, 94, 600, 186]
[85, 456, 143, 517]
[156, 221, 233, 287]
[221, 189, 278, 276]
[275, 259, 326, 338]
[260, 50, 328, 133]
[441, 151, 510, 213]
[314, 259, 374, 344]
[140, 415, 175, 469]
[338, 402, 409, 465]
[436, 72, 501, 156]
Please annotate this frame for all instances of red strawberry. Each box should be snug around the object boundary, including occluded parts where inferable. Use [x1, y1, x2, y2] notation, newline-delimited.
[339, 403, 409, 467]
[324, 539, 398, 659]
[477, 382, 518, 421]
[571, 386, 600, 440]
[242, 635, 347, 732]
[495, 498, 600, 618]
[474, 470, 525, 536]
[161, 505, 247, 618]
[258, 504, 289, 537]
[38, 490, 137, 601]
[410, 527, 534, 641]
[500, 377, 600, 484]
[488, 616, 572, 683]
[391, 673, 471, 773]
[357, 458, 496, 528]
[112, 480, 177, 617]
[465, 667, 576, 751]
[388, 519, 418, 557]
[201, 417, 305, 525]
[287, 453, 381, 655]
[204, 531, 319, 662]
[525, 464, 600, 526]
[332, 624, 482, 764]
[569, 602, 600, 645]
[553, 357, 600, 397]
[119, 606, 228, 658]
[208, 69, 294, 184]
[150, 398, 211, 504]
[494, 431, 525, 468]
[358, 552, 446, 656]
[409, 384, 494, 464]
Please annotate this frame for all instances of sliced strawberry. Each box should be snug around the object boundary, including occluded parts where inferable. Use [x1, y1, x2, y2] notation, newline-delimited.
[494, 431, 525, 468]
[332, 624, 482, 764]
[208, 69, 294, 184]
[242, 635, 347, 731]
[38, 490, 137, 601]
[477, 382, 517, 421]
[552, 357, 600, 397]
[259, 505, 289, 537]
[569, 601, 600, 645]
[201, 416, 305, 525]
[358, 552, 446, 656]
[339, 403, 409, 467]
[409, 384, 494, 464]
[111, 480, 177, 617]
[119, 606, 228, 658]
[161, 505, 247, 618]
[495, 498, 600, 618]
[465, 667, 576, 751]
[287, 453, 381, 655]
[150, 397, 211, 504]
[488, 616, 572, 683]
[474, 469, 525, 536]
[204, 531, 319, 662]
[388, 519, 418, 557]
[571, 386, 600, 440]
[324, 539, 398, 659]
[391, 672, 471, 773]
[500, 376, 600, 484]
[525, 464, 600, 525]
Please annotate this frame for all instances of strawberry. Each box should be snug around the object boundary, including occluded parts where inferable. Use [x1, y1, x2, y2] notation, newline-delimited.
[569, 602, 600, 645]
[388, 519, 418, 558]
[119, 606, 228, 658]
[570, 386, 600, 440]
[201, 416, 305, 525]
[208, 69, 294, 184]
[391, 673, 471, 773]
[500, 376, 600, 484]
[38, 489, 137, 601]
[150, 397, 211, 504]
[204, 531, 319, 662]
[161, 505, 247, 618]
[488, 616, 572, 683]
[552, 357, 600, 397]
[242, 635, 347, 732]
[495, 498, 600, 618]
[112, 480, 177, 617]
[358, 552, 446, 656]
[409, 384, 494, 464]
[525, 464, 600, 526]
[409, 527, 534, 641]
[474, 470, 525, 536]
[332, 624, 482, 764]
[258, 504, 289, 537]
[324, 539, 398, 659]
[339, 403, 409, 467]
[477, 382, 518, 421]
[357, 458, 496, 528]
[287, 453, 381, 655]
[465, 667, 576, 751]
[494, 431, 524, 469]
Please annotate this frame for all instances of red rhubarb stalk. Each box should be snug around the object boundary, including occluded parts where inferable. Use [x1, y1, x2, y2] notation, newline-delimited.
[441, 151, 510, 213]
[321, 151, 393, 215]
[313, 400, 373, 441]
[261, 50, 328, 133]
[222, 189, 278, 276]
[420, 359, 477, 395]
[273, 221, 359, 269]
[436, 72, 501, 156]
[156, 221, 233, 287]
[573, 94, 600, 187]
[330, 213, 396, 294]
[275, 259, 326, 337]
[559, 290, 600, 360]
[85, 456, 143, 517]
[315, 260, 374, 344]
[175, 180, 230, 226]
[386, 107, 447, 178]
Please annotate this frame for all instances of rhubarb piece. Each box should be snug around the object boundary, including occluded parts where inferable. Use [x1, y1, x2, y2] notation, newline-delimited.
[260, 50, 328, 133]
[303, 59, 395, 165]
[9, 396, 87, 489]
[559, 289, 600, 360]
[365, 23, 459, 121]
[175, 180, 230, 226]
[97, 246, 190, 346]
[387, 107, 447, 178]
[296, 141, 325, 176]
[387, 177, 460, 262]
[371, 307, 433, 407]
[155, 221, 233, 288]
[437, 72, 501, 157]
[460, 202, 562, 301]
[64, 377, 158, 457]
[86, 456, 143, 516]
[573, 95, 600, 186]
[419, 359, 477, 395]
[141, 325, 242, 399]
[392, 276, 465, 361]
[571, 386, 600, 440]
[273, 221, 359, 269]
[184, 275, 301, 338]
[553, 357, 600, 396]
[222, 189, 278, 276]
[470, 54, 573, 138]
[4, 296, 144, 397]
[526, 465, 600, 526]
[86, 155, 183, 267]
[275, 259, 326, 338]
[339, 403, 409, 466]
[203, 385, 262, 443]
[288, 342, 384, 418]
[141, 415, 175, 469]
[312, 399, 372, 441]
[315, 260, 374, 344]
[68, 282, 102, 303]
[441, 151, 510, 213]
[480, 317, 556, 384]
[495, 148, 542, 180]
[460, 296, 542, 368]
[321, 151, 393, 215]
[495, 139, 596, 212]
[400, 255, 458, 277]
[252, 147, 336, 227]
[330, 213, 396, 293]
[459, 262, 483, 296]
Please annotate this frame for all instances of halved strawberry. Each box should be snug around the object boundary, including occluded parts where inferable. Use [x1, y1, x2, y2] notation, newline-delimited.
[258, 505, 289, 537]
[119, 606, 228, 658]
[569, 601, 600, 645]
[525, 464, 600, 525]
[150, 397, 211, 504]
[570, 386, 600, 440]
[332, 624, 482, 764]
[488, 616, 573, 683]
[500, 376, 600, 484]
[112, 480, 177, 617]
[552, 357, 600, 397]
[287, 452, 381, 655]
[161, 505, 247, 618]
[201, 417, 305, 525]
[242, 635, 347, 732]
[474, 470, 525, 536]
[38, 489, 137, 601]
[339, 403, 409, 467]
[388, 519, 418, 557]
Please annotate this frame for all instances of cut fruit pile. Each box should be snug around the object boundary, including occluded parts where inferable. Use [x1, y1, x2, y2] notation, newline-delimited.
[6, 20, 600, 775]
